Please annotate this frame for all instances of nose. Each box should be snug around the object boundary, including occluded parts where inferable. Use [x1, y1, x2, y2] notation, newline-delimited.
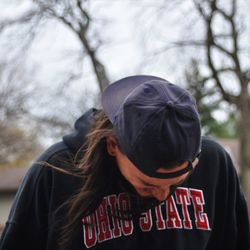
[151, 188, 170, 201]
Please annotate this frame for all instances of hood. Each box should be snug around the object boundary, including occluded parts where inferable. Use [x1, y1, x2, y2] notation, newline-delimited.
[63, 108, 99, 154]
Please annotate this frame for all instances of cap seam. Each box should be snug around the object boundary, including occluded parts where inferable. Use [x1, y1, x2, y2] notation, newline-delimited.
[128, 107, 165, 157]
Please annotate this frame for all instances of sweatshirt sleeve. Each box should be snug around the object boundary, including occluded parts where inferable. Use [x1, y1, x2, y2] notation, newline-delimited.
[225, 153, 250, 249]
[234, 171, 250, 249]
[204, 140, 250, 250]
[0, 163, 53, 250]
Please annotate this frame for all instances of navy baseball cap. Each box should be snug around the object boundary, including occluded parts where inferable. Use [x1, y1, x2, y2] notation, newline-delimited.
[102, 75, 201, 179]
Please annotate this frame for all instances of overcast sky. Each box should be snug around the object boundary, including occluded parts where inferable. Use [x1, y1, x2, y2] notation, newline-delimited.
[0, 0, 249, 125]
[0, 0, 191, 91]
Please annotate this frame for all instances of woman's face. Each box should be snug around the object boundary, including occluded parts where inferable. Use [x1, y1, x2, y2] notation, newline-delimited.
[107, 136, 198, 202]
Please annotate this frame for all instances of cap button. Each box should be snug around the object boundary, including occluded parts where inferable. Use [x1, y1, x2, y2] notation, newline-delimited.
[167, 100, 174, 107]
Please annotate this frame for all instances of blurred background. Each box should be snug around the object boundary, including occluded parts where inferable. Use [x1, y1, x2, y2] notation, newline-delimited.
[0, 0, 249, 234]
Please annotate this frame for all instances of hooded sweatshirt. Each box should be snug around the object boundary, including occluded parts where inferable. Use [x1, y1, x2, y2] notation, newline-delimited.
[0, 108, 249, 250]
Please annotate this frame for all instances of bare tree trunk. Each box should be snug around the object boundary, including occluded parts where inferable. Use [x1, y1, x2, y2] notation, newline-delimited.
[46, 0, 110, 92]
[77, 30, 110, 92]
[0, 1, 111, 93]
[195, 0, 250, 212]
[239, 88, 250, 215]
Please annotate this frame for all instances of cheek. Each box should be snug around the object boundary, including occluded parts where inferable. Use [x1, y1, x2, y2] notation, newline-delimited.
[115, 155, 129, 174]
[118, 162, 133, 181]
[115, 156, 138, 181]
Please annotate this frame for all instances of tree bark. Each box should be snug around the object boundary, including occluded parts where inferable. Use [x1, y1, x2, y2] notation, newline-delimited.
[238, 85, 250, 215]
[78, 30, 110, 92]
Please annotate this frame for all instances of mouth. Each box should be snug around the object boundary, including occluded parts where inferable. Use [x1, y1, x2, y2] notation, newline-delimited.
[117, 178, 162, 212]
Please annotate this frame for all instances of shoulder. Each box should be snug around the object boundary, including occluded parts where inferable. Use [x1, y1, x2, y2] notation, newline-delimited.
[36, 141, 73, 164]
[201, 137, 226, 152]
[10, 141, 78, 215]
[200, 137, 236, 177]
[21, 141, 75, 189]
[1, 142, 77, 247]
[201, 137, 230, 160]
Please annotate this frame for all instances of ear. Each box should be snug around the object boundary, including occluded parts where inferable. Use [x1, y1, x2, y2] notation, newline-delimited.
[106, 135, 118, 156]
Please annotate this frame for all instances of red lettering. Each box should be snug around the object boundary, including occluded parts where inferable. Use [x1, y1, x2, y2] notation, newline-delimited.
[166, 196, 182, 228]
[175, 188, 192, 229]
[155, 203, 166, 230]
[118, 193, 134, 235]
[108, 194, 122, 238]
[82, 214, 97, 248]
[96, 197, 112, 242]
[190, 189, 210, 230]
[139, 210, 153, 231]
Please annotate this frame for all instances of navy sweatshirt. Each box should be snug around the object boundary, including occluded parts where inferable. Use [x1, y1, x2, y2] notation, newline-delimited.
[0, 109, 249, 250]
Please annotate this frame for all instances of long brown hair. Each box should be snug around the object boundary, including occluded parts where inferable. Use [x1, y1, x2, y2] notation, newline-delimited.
[58, 110, 116, 244]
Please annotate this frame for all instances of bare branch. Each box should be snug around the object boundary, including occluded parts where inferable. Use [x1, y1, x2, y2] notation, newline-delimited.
[217, 67, 236, 74]
[190, 66, 239, 89]
[206, 35, 238, 104]
[55, 13, 76, 32]
[152, 33, 232, 56]
[212, 41, 233, 57]
[77, 0, 90, 31]
[0, 9, 40, 32]
[213, 0, 243, 88]
[203, 1, 238, 105]
[243, 70, 250, 83]
[152, 40, 206, 56]
[193, 0, 210, 21]
[42, 1, 109, 91]
[78, 27, 109, 91]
